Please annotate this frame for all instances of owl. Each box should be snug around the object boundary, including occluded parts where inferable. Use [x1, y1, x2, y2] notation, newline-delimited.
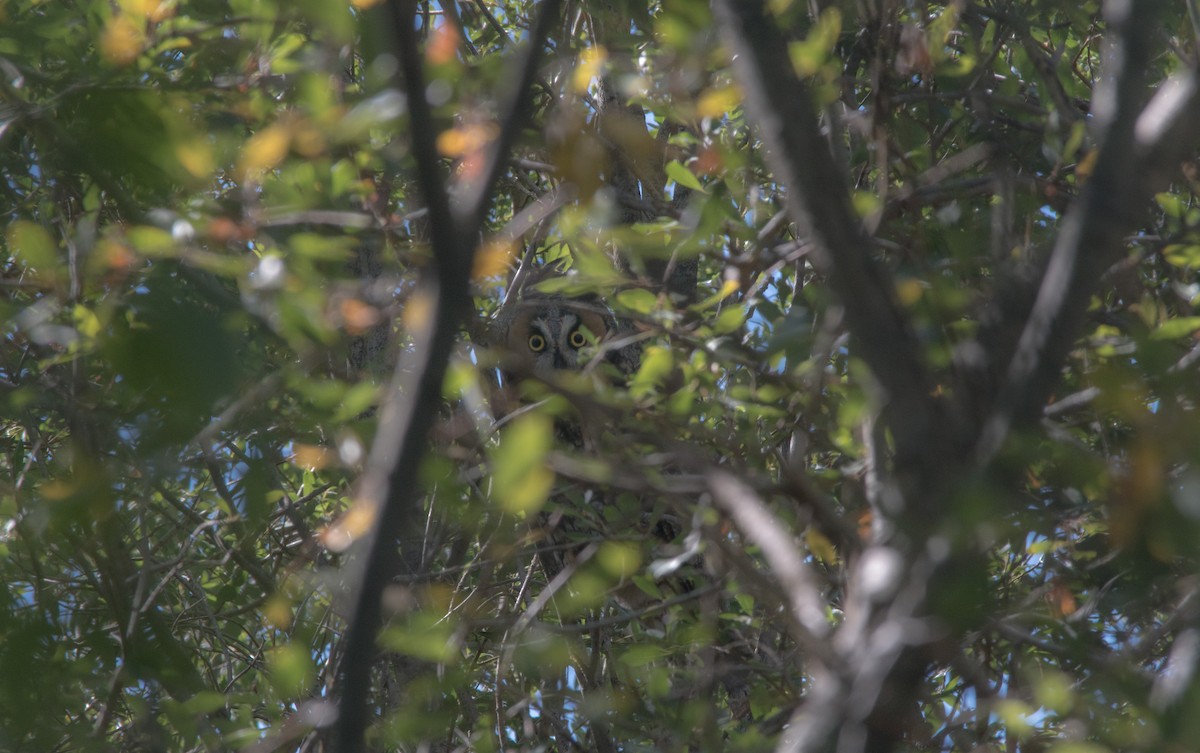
[492, 289, 641, 382]
[487, 279, 648, 575]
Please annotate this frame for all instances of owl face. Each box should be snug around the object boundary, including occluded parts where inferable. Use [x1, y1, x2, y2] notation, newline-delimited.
[504, 298, 611, 374]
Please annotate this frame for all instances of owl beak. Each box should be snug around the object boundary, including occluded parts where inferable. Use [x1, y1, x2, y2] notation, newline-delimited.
[552, 351, 570, 369]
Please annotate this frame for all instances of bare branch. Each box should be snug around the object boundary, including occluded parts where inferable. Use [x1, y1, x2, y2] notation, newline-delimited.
[333, 1, 562, 750]
[707, 470, 830, 641]
[975, 0, 1198, 462]
[711, 0, 952, 503]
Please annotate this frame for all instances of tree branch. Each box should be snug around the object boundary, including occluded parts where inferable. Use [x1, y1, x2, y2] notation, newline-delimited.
[707, 470, 831, 643]
[711, 0, 951, 509]
[333, 1, 561, 750]
[974, 0, 1198, 462]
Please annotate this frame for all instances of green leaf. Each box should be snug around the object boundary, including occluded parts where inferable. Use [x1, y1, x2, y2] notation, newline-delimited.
[788, 7, 841, 75]
[1150, 317, 1200, 340]
[180, 691, 228, 716]
[126, 226, 177, 256]
[630, 345, 673, 398]
[619, 644, 669, 668]
[490, 413, 555, 514]
[1156, 192, 1185, 218]
[6, 220, 58, 280]
[615, 287, 659, 315]
[597, 541, 642, 577]
[267, 643, 315, 698]
[712, 304, 746, 334]
[665, 159, 705, 192]
[379, 612, 459, 663]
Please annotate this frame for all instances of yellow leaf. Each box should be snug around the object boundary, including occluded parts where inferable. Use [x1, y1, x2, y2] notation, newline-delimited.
[73, 305, 102, 339]
[147, 0, 176, 23]
[320, 499, 377, 552]
[598, 541, 642, 578]
[1075, 149, 1098, 182]
[768, 0, 795, 16]
[696, 85, 741, 119]
[350, 0, 381, 7]
[290, 122, 326, 157]
[572, 46, 607, 93]
[100, 14, 144, 66]
[896, 278, 925, 306]
[436, 122, 498, 158]
[238, 122, 292, 181]
[851, 190, 881, 218]
[293, 444, 333, 469]
[495, 465, 554, 515]
[472, 239, 517, 280]
[175, 138, 214, 178]
[38, 480, 76, 501]
[263, 594, 293, 629]
[805, 527, 838, 565]
[118, 0, 157, 16]
[6, 220, 58, 280]
[120, 0, 174, 21]
[402, 288, 434, 332]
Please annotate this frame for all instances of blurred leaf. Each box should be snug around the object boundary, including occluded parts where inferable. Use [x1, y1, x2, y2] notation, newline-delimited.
[665, 159, 706, 193]
[598, 541, 642, 577]
[572, 45, 607, 93]
[239, 122, 292, 181]
[490, 413, 555, 514]
[630, 345, 674, 398]
[379, 612, 458, 663]
[267, 643, 315, 698]
[805, 527, 837, 565]
[695, 85, 741, 119]
[5, 220, 58, 283]
[619, 644, 669, 668]
[616, 287, 659, 315]
[1150, 316, 1200, 340]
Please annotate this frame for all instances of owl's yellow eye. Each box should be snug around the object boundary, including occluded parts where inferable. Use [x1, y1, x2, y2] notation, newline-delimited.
[568, 328, 588, 348]
[528, 333, 547, 352]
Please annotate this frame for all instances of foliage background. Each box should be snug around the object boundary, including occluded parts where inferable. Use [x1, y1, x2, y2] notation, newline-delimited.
[3, 0, 1200, 752]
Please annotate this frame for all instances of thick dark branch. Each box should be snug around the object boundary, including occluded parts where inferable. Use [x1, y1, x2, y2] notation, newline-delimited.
[334, 1, 560, 750]
[974, 0, 1198, 462]
[711, 0, 946, 484]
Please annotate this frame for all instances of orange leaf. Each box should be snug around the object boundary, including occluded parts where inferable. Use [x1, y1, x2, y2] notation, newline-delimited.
[426, 20, 460, 65]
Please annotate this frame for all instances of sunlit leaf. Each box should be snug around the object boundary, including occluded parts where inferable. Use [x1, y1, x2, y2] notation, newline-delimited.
[598, 541, 642, 578]
[238, 122, 292, 181]
[665, 159, 705, 193]
[490, 413, 555, 514]
[572, 45, 607, 93]
[616, 287, 659, 315]
[805, 527, 837, 565]
[695, 85, 741, 119]
[1150, 316, 1200, 340]
[472, 239, 517, 280]
[100, 14, 143, 65]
